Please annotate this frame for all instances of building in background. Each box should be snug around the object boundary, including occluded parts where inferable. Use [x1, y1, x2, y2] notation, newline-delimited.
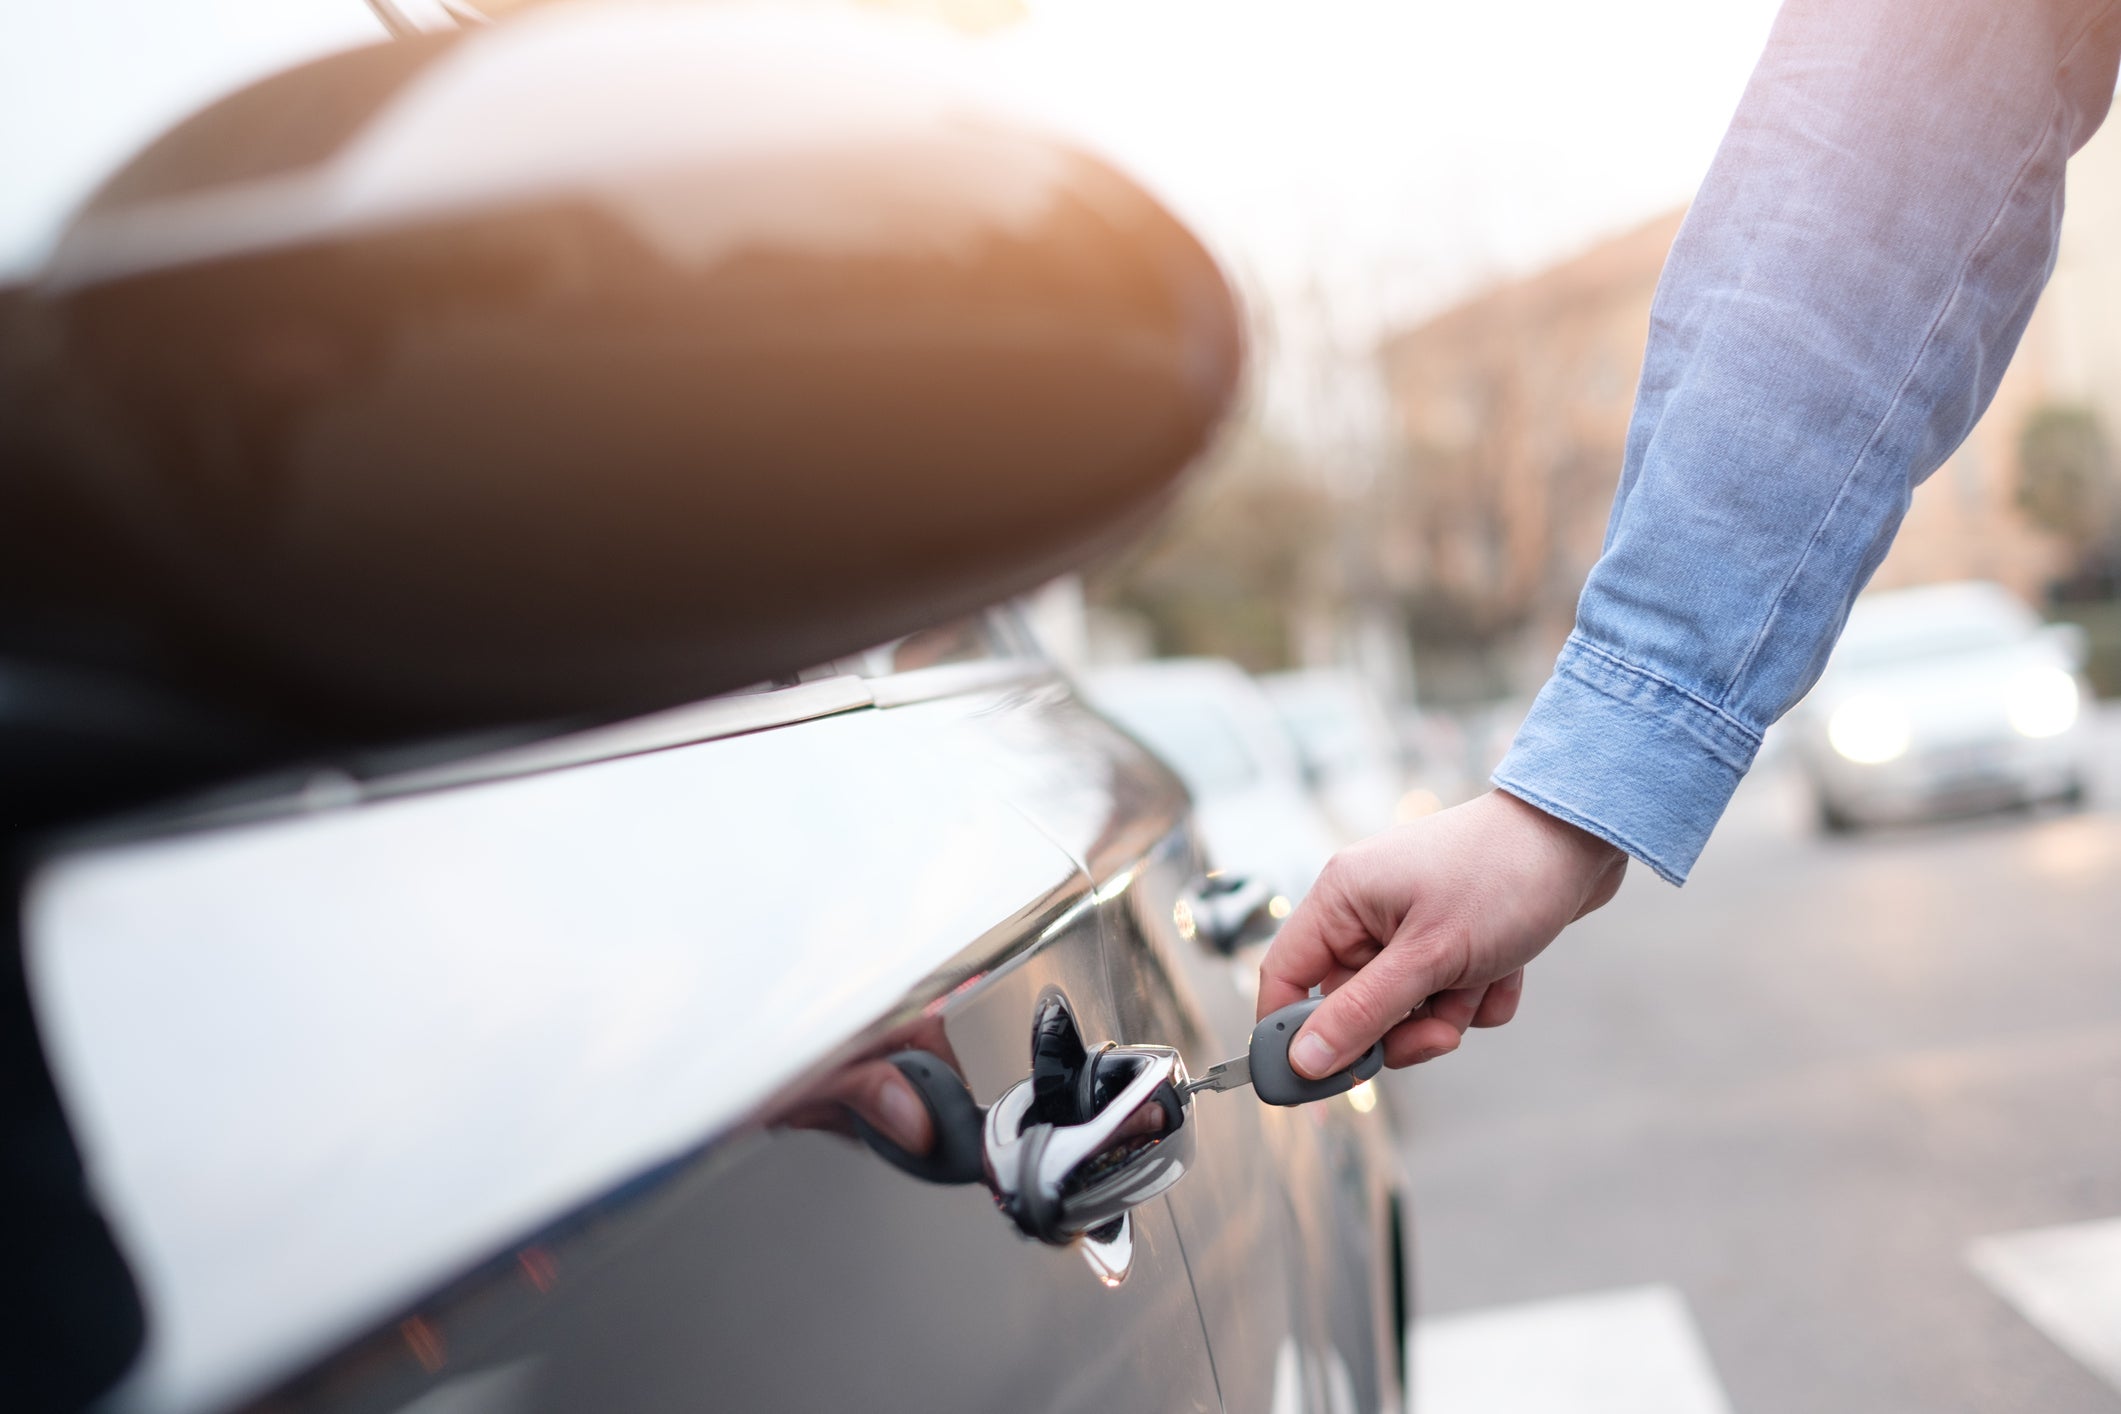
[1090, 105, 2121, 710]
[1379, 116, 2121, 704]
[2048, 97, 2121, 443]
[1379, 210, 1680, 704]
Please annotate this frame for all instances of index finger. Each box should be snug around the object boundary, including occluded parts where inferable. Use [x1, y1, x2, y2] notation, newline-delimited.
[1255, 876, 1384, 1019]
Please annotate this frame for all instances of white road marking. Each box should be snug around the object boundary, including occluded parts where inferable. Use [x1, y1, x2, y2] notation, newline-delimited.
[1412, 1284, 1734, 1414]
[1968, 1215, 2121, 1394]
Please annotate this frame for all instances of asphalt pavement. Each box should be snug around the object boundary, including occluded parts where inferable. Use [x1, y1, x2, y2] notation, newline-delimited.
[1391, 708, 2121, 1414]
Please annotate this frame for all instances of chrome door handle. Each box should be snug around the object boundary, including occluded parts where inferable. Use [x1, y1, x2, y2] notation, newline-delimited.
[984, 1043, 1194, 1244]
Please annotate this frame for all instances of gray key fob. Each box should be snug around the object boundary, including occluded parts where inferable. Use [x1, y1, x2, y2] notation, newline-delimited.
[1249, 997, 1386, 1106]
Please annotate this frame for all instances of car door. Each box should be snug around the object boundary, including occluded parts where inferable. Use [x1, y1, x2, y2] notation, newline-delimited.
[24, 648, 1224, 1413]
[1105, 822, 1404, 1414]
[972, 684, 1404, 1414]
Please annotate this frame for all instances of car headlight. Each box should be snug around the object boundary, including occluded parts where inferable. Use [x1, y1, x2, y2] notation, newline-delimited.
[2006, 667, 2080, 739]
[1827, 696, 1910, 764]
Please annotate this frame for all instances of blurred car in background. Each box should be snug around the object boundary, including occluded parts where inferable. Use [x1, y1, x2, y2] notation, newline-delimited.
[1789, 581, 2093, 832]
[1260, 668, 1441, 840]
[1086, 658, 1341, 899]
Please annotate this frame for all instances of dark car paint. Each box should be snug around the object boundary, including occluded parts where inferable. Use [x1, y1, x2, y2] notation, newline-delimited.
[259, 855, 1226, 1414]
[26, 666, 1407, 1413]
[7, 13, 1392, 1411]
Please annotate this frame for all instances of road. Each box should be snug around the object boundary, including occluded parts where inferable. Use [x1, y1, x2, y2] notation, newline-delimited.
[1389, 709, 2121, 1414]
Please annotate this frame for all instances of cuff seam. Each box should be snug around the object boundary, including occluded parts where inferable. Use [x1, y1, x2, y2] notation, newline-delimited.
[1560, 635, 1761, 770]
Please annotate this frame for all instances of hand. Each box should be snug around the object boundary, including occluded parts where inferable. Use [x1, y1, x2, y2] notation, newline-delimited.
[1257, 789, 1627, 1077]
[815, 1058, 937, 1154]
[779, 1015, 963, 1155]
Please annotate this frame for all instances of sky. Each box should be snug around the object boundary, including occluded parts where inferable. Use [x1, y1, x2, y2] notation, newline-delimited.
[3, 0, 1787, 435]
[993, 0, 1784, 345]
[6, 0, 1784, 303]
[0, 0, 395, 281]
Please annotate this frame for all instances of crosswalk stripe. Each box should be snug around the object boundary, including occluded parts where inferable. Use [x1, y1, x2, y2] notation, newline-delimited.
[1412, 1283, 1734, 1414]
[1968, 1215, 2121, 1394]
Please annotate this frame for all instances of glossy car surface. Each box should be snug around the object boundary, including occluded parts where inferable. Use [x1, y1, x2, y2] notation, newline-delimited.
[1789, 581, 2092, 831]
[27, 617, 1408, 1414]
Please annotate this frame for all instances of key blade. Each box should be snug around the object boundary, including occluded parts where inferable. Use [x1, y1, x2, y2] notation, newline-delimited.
[1184, 1054, 1251, 1097]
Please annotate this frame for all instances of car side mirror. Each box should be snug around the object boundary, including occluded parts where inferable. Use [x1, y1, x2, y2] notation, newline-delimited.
[1, 9, 1239, 781]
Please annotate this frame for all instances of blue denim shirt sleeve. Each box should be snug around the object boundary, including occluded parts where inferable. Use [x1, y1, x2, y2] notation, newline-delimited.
[1494, 0, 2121, 885]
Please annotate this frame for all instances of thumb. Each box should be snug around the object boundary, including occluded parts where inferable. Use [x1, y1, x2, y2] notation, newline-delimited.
[1288, 935, 1460, 1078]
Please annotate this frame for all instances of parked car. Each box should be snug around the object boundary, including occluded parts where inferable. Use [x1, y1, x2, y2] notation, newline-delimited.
[1261, 668, 1441, 840]
[1085, 659, 1344, 902]
[1789, 581, 2093, 831]
[1, 7, 1409, 1412]
[24, 611, 1411, 1414]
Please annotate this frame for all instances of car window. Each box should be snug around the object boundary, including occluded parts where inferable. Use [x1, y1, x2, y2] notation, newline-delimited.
[884, 615, 1018, 673]
[805, 607, 1043, 681]
[0, 0, 390, 283]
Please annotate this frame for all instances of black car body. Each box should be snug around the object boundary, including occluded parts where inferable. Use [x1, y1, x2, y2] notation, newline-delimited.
[27, 610, 1409, 1413]
[3, 6, 1410, 1411]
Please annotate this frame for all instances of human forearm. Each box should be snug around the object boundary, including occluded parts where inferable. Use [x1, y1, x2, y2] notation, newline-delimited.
[1498, 0, 2121, 884]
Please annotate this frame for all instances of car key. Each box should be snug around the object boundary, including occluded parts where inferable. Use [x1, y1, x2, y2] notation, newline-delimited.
[1184, 996, 1386, 1106]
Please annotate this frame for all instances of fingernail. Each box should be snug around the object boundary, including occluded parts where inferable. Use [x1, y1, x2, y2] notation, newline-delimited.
[875, 1074, 927, 1152]
[1290, 1031, 1336, 1079]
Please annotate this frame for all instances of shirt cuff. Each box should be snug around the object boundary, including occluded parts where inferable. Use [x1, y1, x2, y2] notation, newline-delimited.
[1490, 635, 1762, 886]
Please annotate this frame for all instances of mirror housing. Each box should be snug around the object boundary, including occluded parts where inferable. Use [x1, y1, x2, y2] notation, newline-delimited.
[0, 9, 1239, 796]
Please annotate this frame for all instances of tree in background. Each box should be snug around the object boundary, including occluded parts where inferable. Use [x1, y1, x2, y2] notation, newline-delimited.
[1085, 420, 1336, 672]
[2017, 403, 2121, 694]
[2016, 403, 2116, 595]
